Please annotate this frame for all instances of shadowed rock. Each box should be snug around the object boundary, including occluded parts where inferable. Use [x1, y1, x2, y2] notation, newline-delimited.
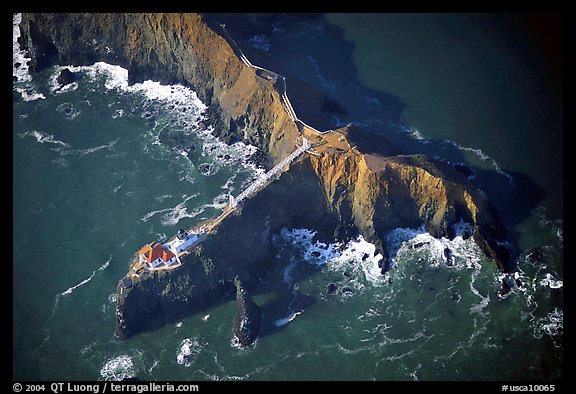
[233, 277, 262, 347]
[56, 67, 76, 87]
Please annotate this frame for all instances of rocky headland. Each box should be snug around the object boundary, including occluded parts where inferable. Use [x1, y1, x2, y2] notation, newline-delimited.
[18, 13, 515, 343]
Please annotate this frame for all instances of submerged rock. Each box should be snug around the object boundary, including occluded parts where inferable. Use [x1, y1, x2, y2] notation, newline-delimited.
[526, 247, 544, 263]
[341, 286, 354, 296]
[326, 282, 337, 295]
[497, 277, 513, 301]
[451, 291, 461, 303]
[233, 277, 262, 347]
[444, 247, 454, 266]
[56, 68, 76, 87]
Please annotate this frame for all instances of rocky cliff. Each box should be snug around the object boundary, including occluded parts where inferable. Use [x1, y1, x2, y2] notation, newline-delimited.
[18, 13, 514, 340]
[18, 12, 300, 166]
[306, 147, 511, 271]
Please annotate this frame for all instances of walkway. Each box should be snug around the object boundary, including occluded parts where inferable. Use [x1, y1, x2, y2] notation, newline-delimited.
[230, 138, 311, 208]
[216, 23, 323, 134]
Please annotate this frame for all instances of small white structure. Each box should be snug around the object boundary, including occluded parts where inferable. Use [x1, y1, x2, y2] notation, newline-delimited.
[164, 229, 201, 254]
[229, 194, 237, 209]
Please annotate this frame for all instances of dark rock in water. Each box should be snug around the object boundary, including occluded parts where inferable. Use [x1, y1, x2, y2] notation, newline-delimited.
[526, 247, 544, 263]
[451, 291, 461, 303]
[200, 164, 211, 175]
[56, 68, 76, 87]
[380, 256, 392, 274]
[326, 282, 337, 295]
[497, 277, 513, 301]
[362, 252, 369, 261]
[413, 242, 427, 249]
[444, 247, 454, 266]
[233, 277, 262, 347]
[341, 286, 353, 296]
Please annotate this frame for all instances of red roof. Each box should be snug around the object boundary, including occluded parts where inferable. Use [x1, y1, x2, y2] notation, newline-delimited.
[139, 242, 175, 263]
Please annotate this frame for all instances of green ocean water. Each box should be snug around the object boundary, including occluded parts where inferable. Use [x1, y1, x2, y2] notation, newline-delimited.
[13, 13, 562, 381]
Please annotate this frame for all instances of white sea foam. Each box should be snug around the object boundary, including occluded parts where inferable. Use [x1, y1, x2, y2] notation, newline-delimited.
[151, 191, 229, 225]
[533, 308, 563, 347]
[540, 273, 563, 289]
[330, 235, 385, 286]
[385, 222, 483, 271]
[278, 227, 340, 266]
[276, 228, 385, 287]
[64, 61, 264, 198]
[24, 130, 70, 147]
[448, 140, 515, 186]
[176, 338, 204, 367]
[65, 62, 129, 91]
[408, 127, 429, 143]
[60, 257, 111, 296]
[13, 13, 33, 84]
[140, 193, 199, 225]
[47, 66, 80, 94]
[274, 309, 303, 327]
[15, 87, 46, 101]
[63, 62, 207, 120]
[100, 355, 136, 381]
[469, 269, 490, 314]
[56, 102, 81, 119]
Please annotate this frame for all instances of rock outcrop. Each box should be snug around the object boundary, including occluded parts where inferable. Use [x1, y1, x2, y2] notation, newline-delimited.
[56, 67, 76, 87]
[306, 147, 512, 271]
[233, 277, 262, 347]
[17, 13, 515, 339]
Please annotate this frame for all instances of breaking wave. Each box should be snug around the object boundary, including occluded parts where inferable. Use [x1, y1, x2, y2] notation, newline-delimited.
[100, 355, 136, 381]
[274, 310, 303, 327]
[60, 257, 111, 297]
[176, 338, 204, 367]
